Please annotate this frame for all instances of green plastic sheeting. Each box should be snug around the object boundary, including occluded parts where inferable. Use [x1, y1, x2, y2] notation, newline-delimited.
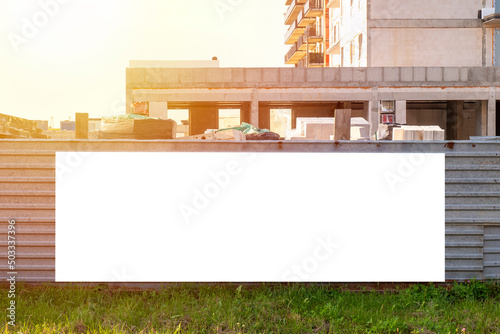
[217, 122, 270, 134]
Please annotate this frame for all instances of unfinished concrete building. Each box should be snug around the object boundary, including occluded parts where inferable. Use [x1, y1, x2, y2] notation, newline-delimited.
[126, 65, 498, 139]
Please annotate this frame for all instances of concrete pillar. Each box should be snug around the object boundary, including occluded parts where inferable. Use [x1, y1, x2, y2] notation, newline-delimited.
[488, 87, 496, 136]
[446, 101, 462, 140]
[395, 100, 407, 125]
[363, 102, 370, 123]
[334, 109, 351, 141]
[149, 102, 168, 119]
[250, 88, 259, 127]
[126, 89, 134, 115]
[477, 101, 488, 136]
[75, 113, 89, 139]
[369, 88, 379, 138]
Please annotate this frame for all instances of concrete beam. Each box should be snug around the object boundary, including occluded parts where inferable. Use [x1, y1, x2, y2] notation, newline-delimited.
[369, 19, 482, 28]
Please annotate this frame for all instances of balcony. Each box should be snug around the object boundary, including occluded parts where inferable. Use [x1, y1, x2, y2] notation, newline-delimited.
[284, 0, 308, 25]
[483, 12, 500, 27]
[306, 24, 323, 43]
[285, 43, 306, 65]
[326, 0, 341, 8]
[297, 34, 317, 51]
[285, 20, 307, 44]
[308, 52, 325, 67]
[326, 40, 340, 55]
[297, 8, 316, 27]
[304, 0, 324, 18]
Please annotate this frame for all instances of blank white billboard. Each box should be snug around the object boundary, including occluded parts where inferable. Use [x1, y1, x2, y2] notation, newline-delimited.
[56, 152, 445, 282]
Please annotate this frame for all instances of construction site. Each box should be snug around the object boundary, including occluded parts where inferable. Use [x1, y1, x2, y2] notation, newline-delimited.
[0, 0, 499, 288]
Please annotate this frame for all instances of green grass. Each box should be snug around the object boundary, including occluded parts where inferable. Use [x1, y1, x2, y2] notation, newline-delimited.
[1, 281, 499, 333]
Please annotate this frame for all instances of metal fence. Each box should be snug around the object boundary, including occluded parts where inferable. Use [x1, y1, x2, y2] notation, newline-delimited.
[0, 140, 499, 282]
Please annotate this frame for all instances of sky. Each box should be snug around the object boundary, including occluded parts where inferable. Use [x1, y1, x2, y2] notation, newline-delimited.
[0, 0, 289, 126]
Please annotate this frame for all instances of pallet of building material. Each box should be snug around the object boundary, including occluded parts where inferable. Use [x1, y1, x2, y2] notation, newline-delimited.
[214, 129, 246, 141]
[98, 118, 135, 139]
[0, 113, 48, 139]
[245, 131, 280, 140]
[392, 126, 444, 141]
[133, 119, 177, 140]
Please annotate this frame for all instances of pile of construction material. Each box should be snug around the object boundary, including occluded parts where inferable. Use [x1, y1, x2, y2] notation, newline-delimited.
[98, 114, 177, 139]
[392, 126, 445, 141]
[182, 123, 279, 141]
[0, 113, 48, 139]
[286, 117, 370, 141]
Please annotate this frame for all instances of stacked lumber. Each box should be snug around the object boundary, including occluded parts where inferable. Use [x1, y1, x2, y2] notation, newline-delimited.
[98, 117, 177, 140]
[0, 113, 47, 139]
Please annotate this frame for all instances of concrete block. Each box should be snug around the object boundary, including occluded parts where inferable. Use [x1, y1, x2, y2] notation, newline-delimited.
[306, 68, 323, 82]
[127, 68, 146, 84]
[192, 68, 208, 82]
[340, 68, 353, 82]
[263, 68, 279, 82]
[367, 67, 383, 82]
[427, 67, 443, 82]
[460, 68, 469, 82]
[280, 68, 293, 82]
[444, 67, 459, 82]
[383, 67, 400, 82]
[178, 69, 194, 83]
[323, 68, 340, 82]
[469, 67, 488, 82]
[207, 68, 231, 82]
[352, 68, 367, 82]
[400, 68, 413, 82]
[245, 68, 262, 83]
[305, 123, 335, 140]
[494, 67, 500, 84]
[393, 128, 404, 141]
[146, 68, 174, 84]
[232, 68, 245, 82]
[413, 67, 426, 81]
[293, 68, 306, 82]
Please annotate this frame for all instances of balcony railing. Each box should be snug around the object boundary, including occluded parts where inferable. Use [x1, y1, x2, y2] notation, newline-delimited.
[284, 0, 307, 25]
[304, 0, 324, 17]
[285, 43, 306, 65]
[326, 0, 340, 8]
[306, 24, 323, 43]
[297, 8, 316, 27]
[307, 52, 325, 67]
[285, 20, 306, 44]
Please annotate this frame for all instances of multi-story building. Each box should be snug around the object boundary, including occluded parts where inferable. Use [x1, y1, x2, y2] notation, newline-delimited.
[285, 0, 500, 67]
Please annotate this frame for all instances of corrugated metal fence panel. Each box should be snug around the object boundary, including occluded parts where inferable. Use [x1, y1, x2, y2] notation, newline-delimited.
[484, 226, 500, 280]
[0, 141, 499, 283]
[0, 150, 55, 281]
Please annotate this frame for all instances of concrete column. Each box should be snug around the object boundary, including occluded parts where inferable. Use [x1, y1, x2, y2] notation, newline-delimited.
[395, 100, 407, 125]
[477, 101, 488, 136]
[488, 87, 496, 136]
[446, 101, 461, 140]
[126, 89, 134, 115]
[250, 88, 259, 127]
[363, 102, 370, 122]
[369, 88, 379, 137]
[75, 113, 89, 139]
